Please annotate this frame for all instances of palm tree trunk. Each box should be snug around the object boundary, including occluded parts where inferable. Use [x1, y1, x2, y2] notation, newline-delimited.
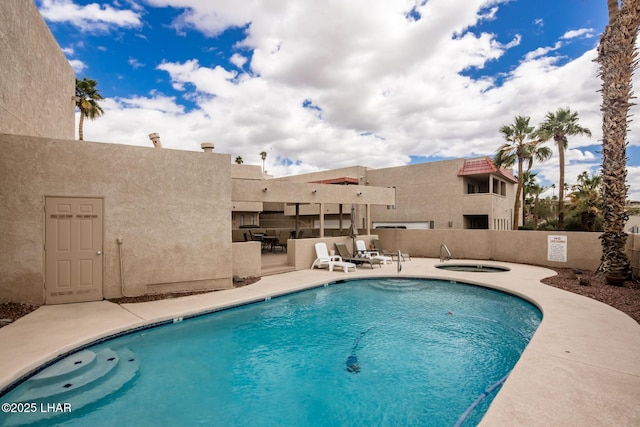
[556, 138, 565, 230]
[597, 0, 639, 279]
[513, 159, 523, 229]
[78, 109, 85, 141]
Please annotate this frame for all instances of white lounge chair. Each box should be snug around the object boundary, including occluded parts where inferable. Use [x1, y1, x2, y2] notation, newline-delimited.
[356, 240, 392, 264]
[311, 242, 356, 272]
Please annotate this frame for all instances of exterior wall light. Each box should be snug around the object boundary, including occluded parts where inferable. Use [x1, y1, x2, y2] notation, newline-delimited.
[263, 187, 268, 192]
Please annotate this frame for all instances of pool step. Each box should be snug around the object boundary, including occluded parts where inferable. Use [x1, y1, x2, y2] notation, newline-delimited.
[261, 263, 295, 276]
[5, 347, 138, 424]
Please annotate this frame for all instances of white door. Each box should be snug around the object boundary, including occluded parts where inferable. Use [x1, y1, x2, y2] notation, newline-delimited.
[45, 197, 103, 304]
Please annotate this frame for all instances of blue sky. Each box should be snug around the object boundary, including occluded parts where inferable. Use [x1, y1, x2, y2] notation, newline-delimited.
[36, 0, 640, 200]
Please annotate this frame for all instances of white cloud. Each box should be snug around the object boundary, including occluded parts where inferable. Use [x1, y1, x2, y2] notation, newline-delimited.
[68, 59, 86, 73]
[38, 0, 142, 31]
[128, 57, 145, 69]
[75, 0, 640, 199]
[523, 41, 563, 61]
[561, 28, 596, 39]
[627, 166, 640, 202]
[229, 53, 247, 70]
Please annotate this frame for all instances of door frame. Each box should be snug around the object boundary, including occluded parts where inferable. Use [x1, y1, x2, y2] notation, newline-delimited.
[44, 196, 105, 304]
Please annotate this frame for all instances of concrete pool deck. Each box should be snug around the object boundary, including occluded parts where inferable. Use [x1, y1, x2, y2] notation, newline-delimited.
[1, 258, 638, 426]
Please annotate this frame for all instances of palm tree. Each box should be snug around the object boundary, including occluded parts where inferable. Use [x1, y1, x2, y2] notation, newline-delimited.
[522, 170, 539, 224]
[536, 108, 591, 230]
[75, 77, 104, 141]
[235, 156, 243, 164]
[596, 0, 639, 281]
[494, 116, 551, 229]
[529, 183, 546, 227]
[568, 171, 602, 232]
[259, 151, 267, 173]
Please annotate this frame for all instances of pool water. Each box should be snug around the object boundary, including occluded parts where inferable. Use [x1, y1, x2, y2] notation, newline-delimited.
[1, 278, 541, 427]
[435, 264, 510, 272]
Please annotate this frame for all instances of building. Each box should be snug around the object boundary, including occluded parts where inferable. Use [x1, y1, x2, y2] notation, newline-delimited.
[267, 158, 518, 234]
[0, 1, 520, 307]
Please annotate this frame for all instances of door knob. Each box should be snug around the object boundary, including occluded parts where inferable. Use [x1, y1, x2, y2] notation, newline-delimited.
[96, 250, 102, 255]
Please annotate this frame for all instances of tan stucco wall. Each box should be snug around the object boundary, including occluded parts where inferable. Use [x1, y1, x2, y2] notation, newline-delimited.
[271, 160, 516, 230]
[274, 230, 636, 275]
[232, 179, 394, 205]
[232, 242, 262, 278]
[375, 229, 607, 271]
[231, 164, 263, 179]
[289, 236, 368, 271]
[0, 134, 232, 305]
[367, 159, 516, 229]
[631, 233, 639, 278]
[274, 166, 369, 184]
[0, 1, 75, 139]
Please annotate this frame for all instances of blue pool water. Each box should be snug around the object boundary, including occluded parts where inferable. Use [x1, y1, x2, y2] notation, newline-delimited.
[1, 278, 541, 427]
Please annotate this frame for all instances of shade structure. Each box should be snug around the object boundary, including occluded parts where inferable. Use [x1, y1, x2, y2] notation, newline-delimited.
[349, 204, 358, 254]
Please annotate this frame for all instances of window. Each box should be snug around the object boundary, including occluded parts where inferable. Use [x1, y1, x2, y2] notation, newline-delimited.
[464, 215, 489, 229]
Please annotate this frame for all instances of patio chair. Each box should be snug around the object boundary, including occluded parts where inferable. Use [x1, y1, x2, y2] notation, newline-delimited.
[356, 240, 392, 264]
[372, 239, 411, 261]
[334, 242, 382, 269]
[272, 230, 289, 252]
[311, 243, 356, 273]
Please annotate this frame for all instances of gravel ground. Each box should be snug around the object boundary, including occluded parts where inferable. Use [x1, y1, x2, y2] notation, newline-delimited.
[1, 271, 638, 328]
[540, 268, 640, 324]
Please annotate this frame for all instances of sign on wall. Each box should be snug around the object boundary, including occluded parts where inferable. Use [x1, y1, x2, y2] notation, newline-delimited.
[547, 235, 568, 262]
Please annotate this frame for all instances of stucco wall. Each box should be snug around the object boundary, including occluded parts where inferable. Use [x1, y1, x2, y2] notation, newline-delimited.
[375, 229, 609, 271]
[274, 166, 368, 184]
[367, 159, 516, 230]
[631, 233, 639, 278]
[232, 242, 262, 278]
[278, 230, 637, 274]
[0, 1, 75, 139]
[0, 134, 232, 305]
[289, 236, 364, 271]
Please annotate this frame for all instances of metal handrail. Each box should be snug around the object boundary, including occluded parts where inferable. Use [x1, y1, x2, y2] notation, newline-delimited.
[440, 244, 451, 262]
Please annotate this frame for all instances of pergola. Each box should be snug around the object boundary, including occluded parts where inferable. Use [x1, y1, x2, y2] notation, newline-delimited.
[231, 179, 396, 237]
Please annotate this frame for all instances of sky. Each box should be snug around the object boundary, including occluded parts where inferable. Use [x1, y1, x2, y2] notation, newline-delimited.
[36, 0, 640, 200]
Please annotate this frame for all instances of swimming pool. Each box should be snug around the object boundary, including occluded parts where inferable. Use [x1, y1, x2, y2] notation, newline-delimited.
[1, 278, 541, 426]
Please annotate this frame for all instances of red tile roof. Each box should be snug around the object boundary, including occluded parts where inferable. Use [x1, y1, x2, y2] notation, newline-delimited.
[458, 157, 517, 183]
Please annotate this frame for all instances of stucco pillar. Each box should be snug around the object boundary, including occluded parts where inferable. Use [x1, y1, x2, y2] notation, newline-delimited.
[319, 203, 325, 237]
[366, 204, 371, 235]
